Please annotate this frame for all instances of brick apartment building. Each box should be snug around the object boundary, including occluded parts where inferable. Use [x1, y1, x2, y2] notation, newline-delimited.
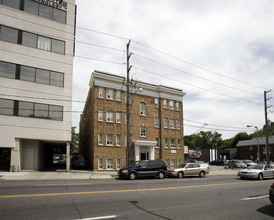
[80, 71, 186, 171]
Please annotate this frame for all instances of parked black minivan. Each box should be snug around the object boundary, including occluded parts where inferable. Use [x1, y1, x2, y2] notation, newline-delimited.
[118, 160, 168, 180]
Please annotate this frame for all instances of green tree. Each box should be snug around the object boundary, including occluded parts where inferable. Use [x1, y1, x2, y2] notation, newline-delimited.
[71, 126, 79, 154]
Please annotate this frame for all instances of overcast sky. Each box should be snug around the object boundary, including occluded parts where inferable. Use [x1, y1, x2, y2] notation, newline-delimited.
[72, 0, 274, 139]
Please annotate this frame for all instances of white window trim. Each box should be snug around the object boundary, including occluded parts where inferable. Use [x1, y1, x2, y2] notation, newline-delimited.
[155, 117, 159, 128]
[154, 98, 159, 108]
[163, 99, 167, 109]
[140, 105, 146, 116]
[177, 120, 181, 129]
[106, 134, 114, 146]
[169, 100, 174, 110]
[116, 135, 121, 147]
[106, 158, 114, 170]
[176, 102, 180, 111]
[99, 87, 104, 99]
[116, 112, 121, 123]
[98, 134, 104, 146]
[98, 110, 104, 121]
[107, 89, 114, 100]
[116, 159, 121, 170]
[165, 138, 169, 148]
[164, 118, 168, 128]
[170, 119, 175, 129]
[140, 126, 146, 137]
[98, 158, 103, 170]
[116, 90, 121, 101]
[170, 139, 175, 148]
[106, 111, 114, 122]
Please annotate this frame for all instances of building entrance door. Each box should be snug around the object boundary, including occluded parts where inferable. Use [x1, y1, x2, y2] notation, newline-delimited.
[140, 152, 149, 160]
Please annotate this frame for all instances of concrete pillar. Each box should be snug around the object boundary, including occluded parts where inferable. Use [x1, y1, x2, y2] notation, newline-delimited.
[10, 138, 21, 172]
[66, 141, 71, 172]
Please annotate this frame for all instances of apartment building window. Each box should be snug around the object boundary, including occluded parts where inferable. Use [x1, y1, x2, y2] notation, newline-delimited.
[0, 25, 65, 54]
[165, 138, 169, 148]
[116, 90, 121, 101]
[116, 135, 121, 146]
[99, 87, 104, 98]
[1, 98, 63, 120]
[163, 99, 167, 108]
[169, 100, 174, 110]
[154, 98, 159, 108]
[98, 158, 103, 170]
[171, 159, 176, 168]
[116, 159, 121, 169]
[170, 119, 175, 129]
[164, 118, 168, 128]
[98, 110, 104, 121]
[155, 117, 159, 127]
[140, 104, 146, 116]
[176, 120, 181, 129]
[98, 134, 103, 145]
[0, 99, 13, 115]
[107, 89, 114, 100]
[176, 102, 180, 111]
[177, 139, 182, 149]
[106, 159, 113, 170]
[140, 126, 146, 137]
[170, 139, 175, 148]
[1, 0, 67, 24]
[116, 112, 121, 123]
[106, 134, 113, 146]
[0, 61, 65, 87]
[178, 159, 182, 165]
[156, 138, 160, 148]
[106, 111, 114, 122]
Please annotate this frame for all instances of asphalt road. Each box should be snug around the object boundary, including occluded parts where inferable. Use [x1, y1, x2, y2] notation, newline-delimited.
[0, 175, 273, 220]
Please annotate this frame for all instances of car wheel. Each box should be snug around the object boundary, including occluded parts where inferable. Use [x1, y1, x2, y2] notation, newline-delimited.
[199, 171, 205, 178]
[129, 172, 136, 180]
[158, 172, 165, 179]
[177, 171, 184, 178]
[258, 173, 263, 180]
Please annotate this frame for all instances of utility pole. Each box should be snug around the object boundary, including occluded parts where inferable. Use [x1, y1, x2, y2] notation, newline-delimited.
[126, 40, 132, 167]
[264, 90, 272, 164]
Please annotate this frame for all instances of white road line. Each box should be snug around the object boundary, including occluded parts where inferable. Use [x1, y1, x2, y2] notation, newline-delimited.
[34, 183, 93, 186]
[241, 195, 269, 201]
[75, 215, 117, 220]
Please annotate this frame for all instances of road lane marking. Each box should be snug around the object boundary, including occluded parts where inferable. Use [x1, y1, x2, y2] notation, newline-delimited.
[241, 195, 269, 201]
[75, 215, 117, 220]
[34, 183, 93, 186]
[0, 180, 272, 199]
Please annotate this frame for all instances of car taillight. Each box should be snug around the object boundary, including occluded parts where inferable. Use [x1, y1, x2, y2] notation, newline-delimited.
[271, 184, 274, 189]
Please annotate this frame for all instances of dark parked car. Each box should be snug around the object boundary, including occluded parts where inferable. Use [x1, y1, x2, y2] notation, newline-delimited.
[118, 160, 168, 180]
[209, 159, 228, 166]
[71, 155, 89, 169]
[269, 183, 274, 204]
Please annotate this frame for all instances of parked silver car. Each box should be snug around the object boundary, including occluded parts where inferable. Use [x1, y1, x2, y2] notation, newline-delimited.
[167, 163, 209, 178]
[228, 160, 247, 168]
[238, 164, 274, 180]
[242, 160, 257, 167]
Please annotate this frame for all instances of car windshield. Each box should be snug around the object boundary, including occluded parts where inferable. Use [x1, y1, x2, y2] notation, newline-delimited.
[175, 164, 187, 168]
[247, 164, 264, 170]
[197, 161, 205, 164]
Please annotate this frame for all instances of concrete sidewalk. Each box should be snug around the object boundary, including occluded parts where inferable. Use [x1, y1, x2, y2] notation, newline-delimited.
[0, 166, 239, 180]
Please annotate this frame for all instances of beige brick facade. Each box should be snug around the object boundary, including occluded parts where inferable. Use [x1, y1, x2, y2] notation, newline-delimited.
[80, 71, 186, 171]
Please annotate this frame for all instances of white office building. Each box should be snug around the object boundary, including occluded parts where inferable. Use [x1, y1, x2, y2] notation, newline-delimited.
[0, 0, 76, 171]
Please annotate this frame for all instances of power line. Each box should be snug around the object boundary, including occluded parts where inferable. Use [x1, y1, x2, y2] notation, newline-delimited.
[133, 53, 261, 96]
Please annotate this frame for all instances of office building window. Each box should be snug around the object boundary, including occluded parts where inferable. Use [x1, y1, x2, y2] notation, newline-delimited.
[49, 105, 63, 121]
[140, 105, 146, 116]
[165, 138, 169, 148]
[154, 98, 159, 108]
[0, 25, 65, 54]
[155, 117, 159, 127]
[0, 98, 14, 115]
[140, 126, 146, 137]
[106, 159, 113, 170]
[116, 90, 121, 101]
[20, 65, 35, 82]
[106, 111, 114, 122]
[107, 89, 114, 100]
[18, 101, 34, 117]
[170, 139, 175, 148]
[0, 61, 16, 79]
[99, 87, 104, 98]
[50, 71, 64, 87]
[170, 119, 175, 129]
[98, 158, 103, 170]
[98, 134, 103, 145]
[2, 0, 20, 9]
[98, 110, 104, 121]
[0, 26, 18, 43]
[116, 135, 121, 146]
[106, 134, 113, 146]
[116, 112, 121, 123]
[36, 69, 50, 85]
[116, 159, 121, 169]
[169, 100, 174, 110]
[34, 103, 48, 119]
[24, 0, 39, 15]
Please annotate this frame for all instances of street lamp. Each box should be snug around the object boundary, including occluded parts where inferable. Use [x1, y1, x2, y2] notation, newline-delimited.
[246, 125, 260, 163]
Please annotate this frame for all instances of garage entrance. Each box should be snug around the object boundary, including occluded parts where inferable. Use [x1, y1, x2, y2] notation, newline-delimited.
[0, 148, 11, 171]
